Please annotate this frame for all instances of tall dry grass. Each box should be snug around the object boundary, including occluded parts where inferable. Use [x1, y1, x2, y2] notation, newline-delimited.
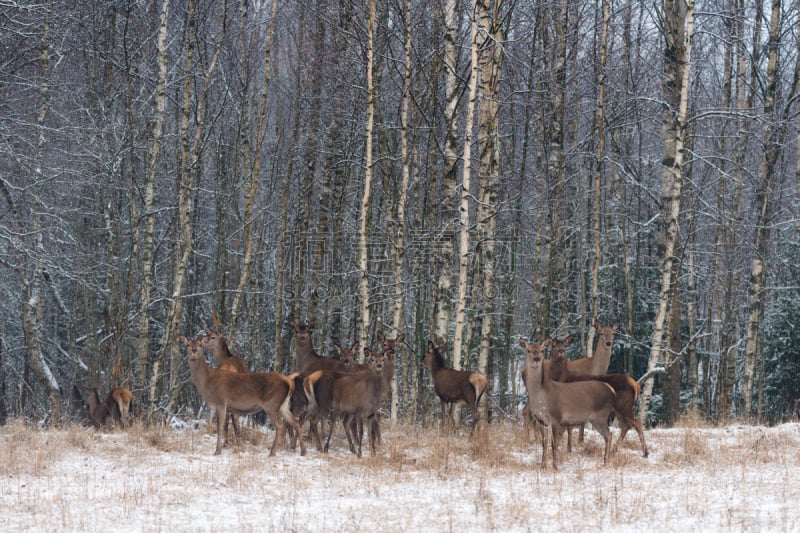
[2, 416, 800, 532]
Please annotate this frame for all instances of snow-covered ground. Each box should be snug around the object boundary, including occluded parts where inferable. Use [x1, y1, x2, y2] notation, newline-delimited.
[1, 419, 799, 532]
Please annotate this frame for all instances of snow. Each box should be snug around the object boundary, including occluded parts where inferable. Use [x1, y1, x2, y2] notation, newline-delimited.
[2, 420, 800, 532]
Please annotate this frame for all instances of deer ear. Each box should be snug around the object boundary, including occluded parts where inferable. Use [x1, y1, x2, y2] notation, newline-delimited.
[612, 322, 620, 331]
[332, 343, 342, 355]
[519, 338, 527, 348]
[363, 347, 372, 358]
[352, 341, 360, 351]
[427, 340, 435, 351]
[396, 334, 405, 343]
[564, 334, 574, 345]
[178, 335, 188, 345]
[377, 331, 385, 342]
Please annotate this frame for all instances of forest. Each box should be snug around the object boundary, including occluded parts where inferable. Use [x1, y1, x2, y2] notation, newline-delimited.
[1, 0, 799, 431]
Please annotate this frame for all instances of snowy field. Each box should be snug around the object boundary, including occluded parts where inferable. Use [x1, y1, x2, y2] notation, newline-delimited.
[1, 418, 799, 532]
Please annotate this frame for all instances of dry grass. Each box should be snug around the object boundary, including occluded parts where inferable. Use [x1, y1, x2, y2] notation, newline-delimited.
[2, 417, 800, 532]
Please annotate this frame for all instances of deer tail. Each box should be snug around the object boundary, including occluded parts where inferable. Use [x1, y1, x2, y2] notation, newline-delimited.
[470, 372, 488, 405]
[303, 371, 324, 413]
[628, 376, 641, 402]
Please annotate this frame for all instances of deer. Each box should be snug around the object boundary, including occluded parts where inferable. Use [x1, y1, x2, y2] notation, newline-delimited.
[201, 323, 250, 446]
[520, 338, 616, 469]
[549, 353, 648, 458]
[304, 346, 394, 456]
[179, 334, 306, 456]
[421, 340, 488, 433]
[333, 341, 366, 371]
[293, 320, 348, 374]
[72, 384, 133, 429]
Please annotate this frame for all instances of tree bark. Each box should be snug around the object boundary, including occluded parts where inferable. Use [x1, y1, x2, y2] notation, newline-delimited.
[137, 0, 170, 420]
[451, 2, 480, 371]
[743, 0, 785, 418]
[433, 0, 461, 344]
[474, 0, 506, 417]
[639, 0, 693, 424]
[231, 0, 279, 328]
[357, 0, 377, 350]
[588, 0, 610, 357]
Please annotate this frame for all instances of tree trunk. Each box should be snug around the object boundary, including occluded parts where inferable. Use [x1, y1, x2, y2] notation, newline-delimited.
[743, 0, 785, 418]
[588, 0, 610, 357]
[639, 0, 693, 424]
[387, 0, 414, 425]
[357, 0, 377, 350]
[231, 0, 278, 328]
[452, 1, 481, 372]
[474, 0, 506, 418]
[137, 0, 170, 421]
[433, 0, 461, 344]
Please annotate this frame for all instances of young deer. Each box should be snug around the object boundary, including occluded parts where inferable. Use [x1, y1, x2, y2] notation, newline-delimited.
[421, 341, 487, 433]
[201, 325, 249, 446]
[520, 338, 616, 469]
[179, 335, 306, 456]
[73, 384, 133, 429]
[549, 354, 648, 458]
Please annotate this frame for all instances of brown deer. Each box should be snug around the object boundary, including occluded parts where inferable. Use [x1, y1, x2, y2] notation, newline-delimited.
[309, 348, 388, 457]
[371, 330, 403, 444]
[72, 384, 133, 429]
[549, 354, 648, 458]
[201, 324, 250, 446]
[179, 335, 306, 456]
[520, 338, 616, 469]
[294, 320, 347, 374]
[333, 341, 366, 371]
[421, 341, 487, 433]
[304, 347, 393, 456]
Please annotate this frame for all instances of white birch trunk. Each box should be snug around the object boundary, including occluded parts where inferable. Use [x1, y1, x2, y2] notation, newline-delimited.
[138, 0, 170, 418]
[638, 0, 694, 425]
[357, 0, 377, 352]
[451, 3, 480, 371]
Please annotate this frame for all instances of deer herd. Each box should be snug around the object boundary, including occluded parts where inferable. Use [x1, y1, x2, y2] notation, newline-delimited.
[73, 316, 649, 470]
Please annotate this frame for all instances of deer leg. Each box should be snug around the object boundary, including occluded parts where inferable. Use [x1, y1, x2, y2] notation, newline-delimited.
[630, 418, 648, 458]
[578, 423, 586, 443]
[550, 424, 560, 470]
[309, 415, 324, 452]
[368, 414, 379, 455]
[590, 419, 613, 465]
[566, 426, 573, 452]
[325, 414, 339, 453]
[282, 412, 306, 457]
[371, 415, 382, 446]
[538, 423, 548, 468]
[344, 415, 358, 455]
[266, 412, 286, 457]
[469, 403, 480, 435]
[214, 406, 226, 455]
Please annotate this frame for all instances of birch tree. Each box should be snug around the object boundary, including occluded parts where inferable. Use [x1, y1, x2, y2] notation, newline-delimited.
[231, 0, 279, 328]
[387, 0, 415, 424]
[743, 0, 793, 418]
[638, 0, 694, 424]
[588, 0, 610, 356]
[433, 0, 462, 344]
[137, 0, 169, 419]
[451, 1, 481, 371]
[357, 0, 377, 349]
[474, 0, 506, 412]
